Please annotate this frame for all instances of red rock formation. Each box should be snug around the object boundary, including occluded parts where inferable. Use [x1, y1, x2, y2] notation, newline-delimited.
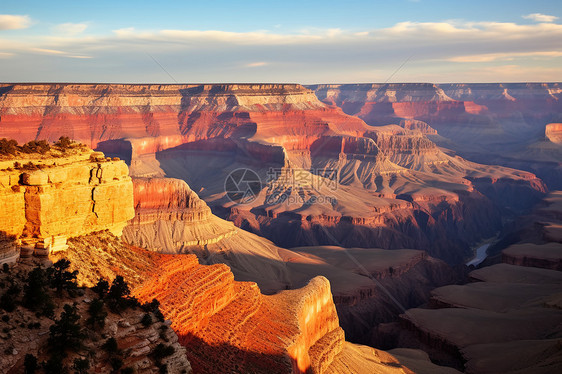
[309, 83, 562, 190]
[0, 83, 549, 265]
[399, 119, 438, 135]
[60, 233, 418, 374]
[546, 123, 562, 144]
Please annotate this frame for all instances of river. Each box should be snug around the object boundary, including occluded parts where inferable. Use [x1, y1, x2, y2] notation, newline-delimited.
[465, 243, 491, 267]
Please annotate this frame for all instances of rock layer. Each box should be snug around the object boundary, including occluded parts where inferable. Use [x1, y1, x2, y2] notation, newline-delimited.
[0, 83, 548, 264]
[57, 232, 421, 374]
[309, 83, 562, 189]
[546, 123, 562, 144]
[0, 149, 134, 260]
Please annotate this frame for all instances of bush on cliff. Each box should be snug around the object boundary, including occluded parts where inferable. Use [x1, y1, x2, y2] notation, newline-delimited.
[21, 140, 50, 154]
[107, 275, 138, 312]
[54, 136, 73, 150]
[23, 266, 54, 317]
[86, 298, 107, 329]
[0, 138, 18, 156]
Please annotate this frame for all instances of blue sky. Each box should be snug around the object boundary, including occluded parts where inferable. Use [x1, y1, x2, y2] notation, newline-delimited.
[0, 0, 561, 83]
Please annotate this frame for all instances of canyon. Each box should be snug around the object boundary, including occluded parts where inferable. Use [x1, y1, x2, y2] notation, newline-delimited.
[0, 83, 548, 266]
[310, 83, 562, 189]
[0, 147, 457, 373]
[374, 191, 562, 373]
[0, 82, 561, 373]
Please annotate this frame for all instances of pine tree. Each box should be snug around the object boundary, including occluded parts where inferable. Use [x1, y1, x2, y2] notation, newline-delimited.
[48, 304, 85, 355]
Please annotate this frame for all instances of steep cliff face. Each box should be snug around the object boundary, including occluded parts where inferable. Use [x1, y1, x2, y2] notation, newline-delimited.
[285, 246, 458, 345]
[121, 176, 460, 354]
[395, 262, 562, 373]
[0, 83, 547, 265]
[56, 232, 421, 374]
[310, 83, 561, 121]
[309, 83, 562, 189]
[0, 148, 134, 262]
[122, 177, 294, 293]
[384, 189, 562, 373]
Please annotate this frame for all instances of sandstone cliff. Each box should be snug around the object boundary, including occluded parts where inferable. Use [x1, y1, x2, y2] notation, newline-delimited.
[0, 147, 134, 262]
[0, 83, 548, 265]
[546, 123, 562, 144]
[309, 83, 562, 190]
[54, 231, 431, 374]
[122, 177, 460, 355]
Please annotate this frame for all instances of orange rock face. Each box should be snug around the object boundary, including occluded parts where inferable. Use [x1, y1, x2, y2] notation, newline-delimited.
[0, 83, 549, 265]
[59, 233, 418, 374]
[0, 151, 134, 242]
[546, 123, 562, 144]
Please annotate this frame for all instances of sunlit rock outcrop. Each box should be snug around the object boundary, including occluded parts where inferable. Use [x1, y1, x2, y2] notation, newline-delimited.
[0, 147, 134, 262]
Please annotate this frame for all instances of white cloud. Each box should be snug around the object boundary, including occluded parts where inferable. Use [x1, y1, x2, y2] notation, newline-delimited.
[30, 47, 90, 59]
[449, 51, 562, 62]
[2, 18, 562, 82]
[0, 15, 31, 30]
[523, 13, 559, 23]
[246, 62, 268, 67]
[0, 52, 14, 58]
[31, 48, 66, 55]
[53, 23, 88, 35]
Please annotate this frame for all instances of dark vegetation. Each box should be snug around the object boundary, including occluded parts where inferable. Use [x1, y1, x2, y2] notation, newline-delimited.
[0, 136, 77, 158]
[0, 260, 172, 373]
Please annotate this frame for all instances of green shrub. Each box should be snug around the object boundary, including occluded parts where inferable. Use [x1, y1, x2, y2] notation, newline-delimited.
[72, 357, 90, 374]
[55, 136, 73, 150]
[47, 259, 78, 296]
[43, 352, 67, 374]
[0, 138, 18, 155]
[0, 285, 20, 312]
[102, 337, 119, 354]
[152, 343, 175, 361]
[23, 266, 52, 313]
[92, 279, 109, 298]
[110, 357, 123, 371]
[21, 140, 50, 154]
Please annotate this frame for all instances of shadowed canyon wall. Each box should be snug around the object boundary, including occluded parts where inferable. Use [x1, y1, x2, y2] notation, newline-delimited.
[0, 83, 549, 266]
[309, 83, 562, 189]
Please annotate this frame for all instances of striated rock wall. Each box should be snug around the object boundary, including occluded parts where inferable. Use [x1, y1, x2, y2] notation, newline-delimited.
[0, 150, 134, 258]
[308, 83, 562, 191]
[0, 83, 549, 265]
[59, 232, 419, 374]
[0, 83, 325, 148]
[310, 83, 561, 119]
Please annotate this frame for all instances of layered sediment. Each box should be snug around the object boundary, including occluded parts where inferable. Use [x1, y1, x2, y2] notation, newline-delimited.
[56, 232, 422, 374]
[0, 148, 134, 262]
[0, 83, 548, 265]
[308, 83, 562, 189]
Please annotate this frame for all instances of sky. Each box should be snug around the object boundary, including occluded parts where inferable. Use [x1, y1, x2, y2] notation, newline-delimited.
[0, 0, 561, 83]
